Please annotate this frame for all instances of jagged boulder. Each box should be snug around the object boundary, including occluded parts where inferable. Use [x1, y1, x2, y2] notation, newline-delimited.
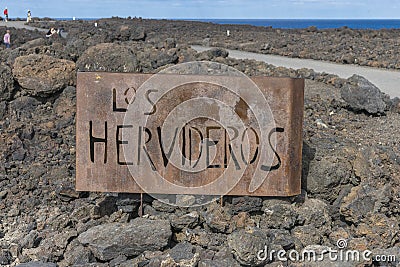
[76, 43, 139, 72]
[341, 75, 389, 114]
[0, 64, 14, 101]
[12, 54, 76, 97]
[78, 218, 171, 261]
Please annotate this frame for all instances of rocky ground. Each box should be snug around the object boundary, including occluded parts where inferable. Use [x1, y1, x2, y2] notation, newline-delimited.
[28, 17, 400, 69]
[0, 18, 399, 266]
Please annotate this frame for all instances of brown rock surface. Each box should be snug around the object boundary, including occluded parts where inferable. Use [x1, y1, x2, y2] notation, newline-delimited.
[12, 54, 76, 96]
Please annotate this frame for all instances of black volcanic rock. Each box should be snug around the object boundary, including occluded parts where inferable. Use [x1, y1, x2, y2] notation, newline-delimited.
[16, 262, 57, 267]
[77, 218, 171, 261]
[341, 74, 389, 114]
[227, 229, 271, 266]
[0, 64, 14, 101]
[76, 43, 139, 72]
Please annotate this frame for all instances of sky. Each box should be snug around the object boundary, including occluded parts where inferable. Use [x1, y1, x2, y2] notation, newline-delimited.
[3, 0, 400, 19]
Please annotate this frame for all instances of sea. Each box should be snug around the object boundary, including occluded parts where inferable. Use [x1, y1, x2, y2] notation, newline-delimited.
[55, 18, 400, 30]
[185, 19, 400, 30]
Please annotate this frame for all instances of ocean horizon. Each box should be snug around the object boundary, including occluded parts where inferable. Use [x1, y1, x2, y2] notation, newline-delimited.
[187, 19, 400, 30]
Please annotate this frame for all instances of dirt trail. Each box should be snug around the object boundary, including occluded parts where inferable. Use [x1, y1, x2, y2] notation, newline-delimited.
[0, 20, 48, 32]
[193, 45, 400, 98]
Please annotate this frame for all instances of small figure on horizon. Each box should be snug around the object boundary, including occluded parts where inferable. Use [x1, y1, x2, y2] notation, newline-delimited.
[3, 7, 8, 22]
[27, 10, 32, 23]
[3, 30, 11, 48]
[227, 30, 230, 37]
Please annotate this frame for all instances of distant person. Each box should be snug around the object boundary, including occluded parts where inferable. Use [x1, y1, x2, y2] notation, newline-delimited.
[3, 7, 8, 22]
[46, 28, 57, 38]
[56, 28, 64, 37]
[45, 28, 52, 38]
[27, 10, 32, 23]
[3, 30, 10, 48]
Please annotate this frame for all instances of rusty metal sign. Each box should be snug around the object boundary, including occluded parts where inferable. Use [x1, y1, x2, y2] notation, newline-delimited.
[76, 70, 304, 197]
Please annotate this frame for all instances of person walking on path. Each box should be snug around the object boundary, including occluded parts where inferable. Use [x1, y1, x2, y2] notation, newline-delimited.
[3, 7, 8, 22]
[3, 30, 10, 48]
[27, 10, 32, 23]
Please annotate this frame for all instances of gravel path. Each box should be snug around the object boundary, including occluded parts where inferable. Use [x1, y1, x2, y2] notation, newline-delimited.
[0, 20, 48, 32]
[0, 20, 68, 37]
[192, 45, 400, 98]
